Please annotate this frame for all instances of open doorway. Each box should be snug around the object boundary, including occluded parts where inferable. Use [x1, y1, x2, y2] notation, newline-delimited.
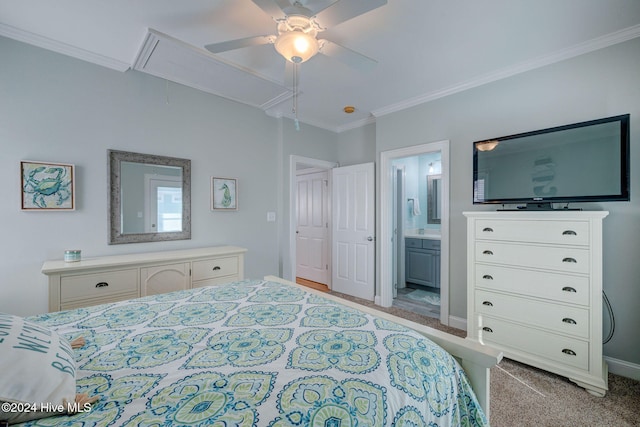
[378, 140, 450, 326]
[289, 156, 338, 292]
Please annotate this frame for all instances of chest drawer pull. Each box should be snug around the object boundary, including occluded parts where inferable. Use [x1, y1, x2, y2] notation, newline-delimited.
[482, 327, 493, 333]
[562, 286, 577, 293]
[482, 227, 494, 233]
[482, 274, 493, 280]
[212, 266, 221, 271]
[95, 282, 109, 288]
[562, 230, 577, 236]
[562, 349, 577, 356]
[482, 250, 494, 255]
[562, 257, 577, 263]
[482, 301, 493, 306]
[562, 318, 577, 324]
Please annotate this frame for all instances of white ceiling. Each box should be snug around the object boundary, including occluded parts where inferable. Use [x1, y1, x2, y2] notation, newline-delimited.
[2, 0, 640, 132]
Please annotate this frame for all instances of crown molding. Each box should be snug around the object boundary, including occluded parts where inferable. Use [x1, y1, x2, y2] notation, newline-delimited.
[336, 115, 376, 133]
[372, 24, 640, 119]
[0, 23, 130, 72]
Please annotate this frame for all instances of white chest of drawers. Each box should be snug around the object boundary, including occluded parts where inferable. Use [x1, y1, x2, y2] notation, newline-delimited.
[42, 246, 247, 312]
[464, 211, 608, 396]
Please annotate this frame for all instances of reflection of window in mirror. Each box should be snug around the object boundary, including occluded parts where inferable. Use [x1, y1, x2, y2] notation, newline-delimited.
[149, 176, 182, 232]
[427, 174, 441, 224]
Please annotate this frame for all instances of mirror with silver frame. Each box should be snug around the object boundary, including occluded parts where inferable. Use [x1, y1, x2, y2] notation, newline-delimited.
[108, 150, 191, 244]
[427, 174, 441, 224]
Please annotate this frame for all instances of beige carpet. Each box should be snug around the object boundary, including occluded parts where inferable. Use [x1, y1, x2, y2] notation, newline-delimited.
[330, 291, 640, 427]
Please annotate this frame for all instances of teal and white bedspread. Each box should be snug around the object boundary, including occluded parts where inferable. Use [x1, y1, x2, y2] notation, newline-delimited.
[24, 279, 487, 426]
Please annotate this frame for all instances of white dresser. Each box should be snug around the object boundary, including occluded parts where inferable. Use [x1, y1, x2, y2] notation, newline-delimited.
[42, 246, 247, 312]
[464, 211, 608, 396]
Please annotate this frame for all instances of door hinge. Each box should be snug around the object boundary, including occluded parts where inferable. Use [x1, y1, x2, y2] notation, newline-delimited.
[326, 264, 329, 270]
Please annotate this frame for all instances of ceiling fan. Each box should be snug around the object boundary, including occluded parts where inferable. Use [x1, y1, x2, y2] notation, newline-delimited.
[205, 0, 387, 72]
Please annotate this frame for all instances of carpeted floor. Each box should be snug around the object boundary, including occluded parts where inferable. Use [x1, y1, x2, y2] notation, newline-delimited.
[330, 290, 640, 427]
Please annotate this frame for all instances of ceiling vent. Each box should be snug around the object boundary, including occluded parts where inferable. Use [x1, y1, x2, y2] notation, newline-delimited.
[132, 29, 292, 109]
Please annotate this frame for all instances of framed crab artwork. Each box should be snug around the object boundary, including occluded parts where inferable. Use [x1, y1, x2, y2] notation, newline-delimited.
[211, 177, 237, 211]
[21, 160, 75, 210]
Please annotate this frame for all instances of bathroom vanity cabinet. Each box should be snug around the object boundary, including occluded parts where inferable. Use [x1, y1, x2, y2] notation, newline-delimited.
[405, 237, 441, 288]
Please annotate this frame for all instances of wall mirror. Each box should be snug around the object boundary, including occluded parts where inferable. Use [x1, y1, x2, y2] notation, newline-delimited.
[108, 150, 191, 244]
[427, 174, 441, 224]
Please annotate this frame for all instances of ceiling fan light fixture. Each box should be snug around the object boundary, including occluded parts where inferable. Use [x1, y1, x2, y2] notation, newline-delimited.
[274, 15, 320, 63]
[275, 30, 319, 63]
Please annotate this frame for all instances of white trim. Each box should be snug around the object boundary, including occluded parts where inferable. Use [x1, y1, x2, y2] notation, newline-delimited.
[288, 155, 338, 283]
[0, 23, 130, 72]
[448, 316, 467, 332]
[372, 24, 640, 119]
[605, 356, 640, 381]
[378, 140, 450, 326]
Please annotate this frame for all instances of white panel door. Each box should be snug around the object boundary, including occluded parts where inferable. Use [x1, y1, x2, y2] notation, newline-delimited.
[332, 163, 375, 300]
[296, 171, 329, 284]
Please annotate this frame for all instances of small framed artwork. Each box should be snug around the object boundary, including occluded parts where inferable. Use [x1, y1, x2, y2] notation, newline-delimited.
[21, 160, 75, 211]
[211, 177, 237, 211]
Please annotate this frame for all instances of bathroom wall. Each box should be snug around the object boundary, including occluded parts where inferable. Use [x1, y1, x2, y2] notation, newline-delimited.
[392, 152, 442, 233]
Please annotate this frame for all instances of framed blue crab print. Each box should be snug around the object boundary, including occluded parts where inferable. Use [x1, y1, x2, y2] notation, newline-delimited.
[21, 160, 75, 210]
[211, 177, 237, 211]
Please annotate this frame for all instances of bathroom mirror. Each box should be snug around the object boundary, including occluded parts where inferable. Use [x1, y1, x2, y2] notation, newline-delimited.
[427, 174, 441, 224]
[108, 150, 191, 244]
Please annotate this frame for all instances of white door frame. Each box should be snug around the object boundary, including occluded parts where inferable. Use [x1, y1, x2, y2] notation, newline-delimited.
[378, 140, 450, 325]
[289, 155, 339, 284]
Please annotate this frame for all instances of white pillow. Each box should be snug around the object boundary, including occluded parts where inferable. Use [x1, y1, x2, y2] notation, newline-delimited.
[0, 312, 76, 424]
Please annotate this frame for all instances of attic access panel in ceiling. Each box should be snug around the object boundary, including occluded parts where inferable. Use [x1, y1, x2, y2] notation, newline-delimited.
[132, 29, 293, 110]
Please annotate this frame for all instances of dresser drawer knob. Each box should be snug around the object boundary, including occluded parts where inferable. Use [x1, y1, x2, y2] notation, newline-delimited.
[482, 327, 493, 333]
[562, 349, 577, 356]
[482, 274, 494, 280]
[562, 230, 577, 236]
[562, 318, 577, 325]
[482, 301, 493, 307]
[212, 266, 221, 271]
[562, 257, 577, 263]
[562, 286, 577, 293]
[482, 227, 494, 233]
[482, 250, 494, 255]
[95, 282, 109, 288]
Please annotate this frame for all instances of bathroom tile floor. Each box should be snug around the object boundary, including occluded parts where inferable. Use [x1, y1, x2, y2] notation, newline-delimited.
[392, 285, 441, 319]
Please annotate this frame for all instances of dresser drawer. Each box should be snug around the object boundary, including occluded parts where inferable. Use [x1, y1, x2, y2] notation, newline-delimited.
[475, 219, 590, 245]
[475, 290, 590, 338]
[474, 264, 590, 306]
[192, 256, 239, 281]
[478, 316, 589, 371]
[60, 269, 138, 302]
[475, 241, 590, 273]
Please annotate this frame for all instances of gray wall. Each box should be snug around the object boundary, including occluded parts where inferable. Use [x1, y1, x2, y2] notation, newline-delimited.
[375, 38, 640, 365]
[0, 36, 339, 316]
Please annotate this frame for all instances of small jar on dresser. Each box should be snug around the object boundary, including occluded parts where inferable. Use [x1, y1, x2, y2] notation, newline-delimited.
[463, 211, 608, 396]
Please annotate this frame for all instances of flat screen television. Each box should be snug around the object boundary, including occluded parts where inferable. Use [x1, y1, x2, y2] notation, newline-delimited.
[473, 114, 630, 209]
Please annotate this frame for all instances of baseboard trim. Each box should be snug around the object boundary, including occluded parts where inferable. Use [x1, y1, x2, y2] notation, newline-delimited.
[448, 315, 467, 331]
[605, 356, 640, 381]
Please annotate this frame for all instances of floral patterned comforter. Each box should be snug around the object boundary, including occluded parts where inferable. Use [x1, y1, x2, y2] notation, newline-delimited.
[24, 279, 487, 426]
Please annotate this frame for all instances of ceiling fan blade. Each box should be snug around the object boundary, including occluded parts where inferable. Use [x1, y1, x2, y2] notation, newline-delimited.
[251, 0, 291, 20]
[313, 0, 387, 29]
[205, 35, 274, 54]
[319, 40, 377, 72]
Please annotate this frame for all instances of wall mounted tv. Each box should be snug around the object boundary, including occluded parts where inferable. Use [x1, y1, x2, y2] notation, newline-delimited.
[473, 114, 630, 209]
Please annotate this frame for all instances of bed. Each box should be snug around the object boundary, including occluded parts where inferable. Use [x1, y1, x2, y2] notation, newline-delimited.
[3, 276, 502, 426]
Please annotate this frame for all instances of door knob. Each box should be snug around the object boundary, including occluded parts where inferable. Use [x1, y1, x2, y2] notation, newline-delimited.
[367, 236, 374, 241]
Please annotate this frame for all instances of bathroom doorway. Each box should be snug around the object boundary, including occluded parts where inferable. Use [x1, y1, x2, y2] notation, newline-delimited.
[390, 152, 443, 319]
[379, 140, 450, 325]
